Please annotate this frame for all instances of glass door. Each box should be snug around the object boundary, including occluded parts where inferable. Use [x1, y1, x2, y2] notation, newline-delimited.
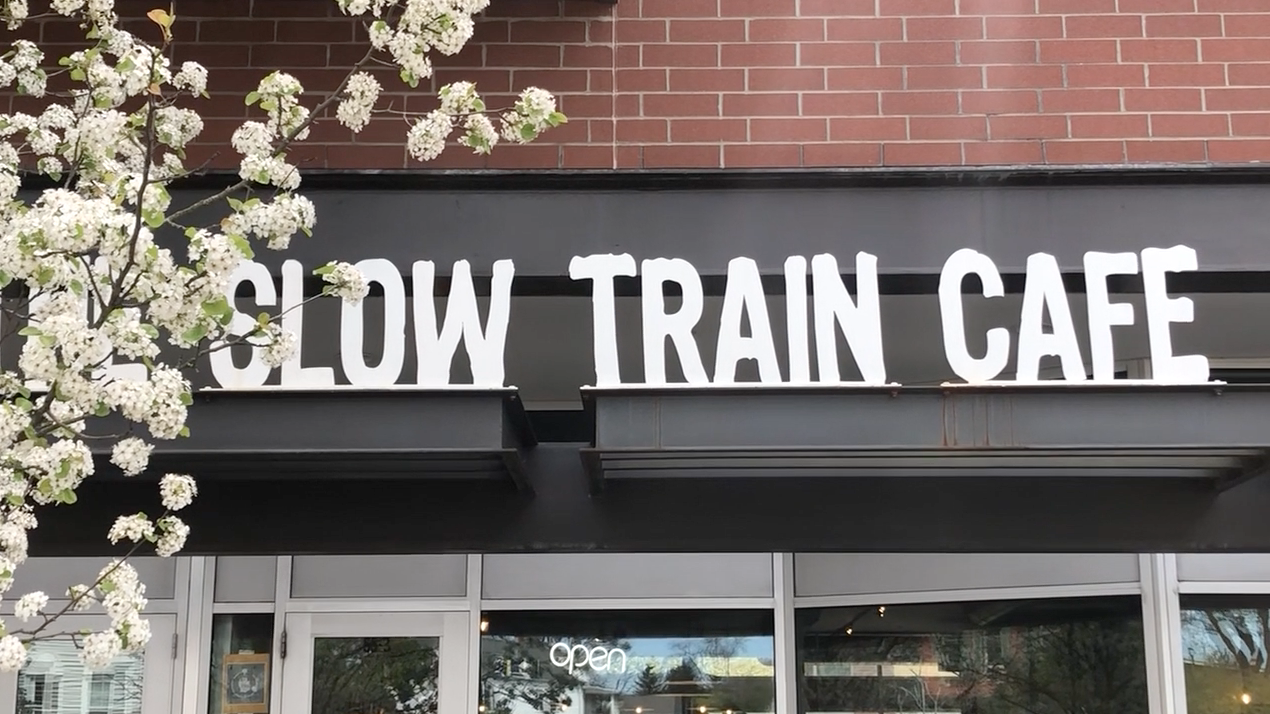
[279, 612, 469, 714]
[0, 614, 177, 714]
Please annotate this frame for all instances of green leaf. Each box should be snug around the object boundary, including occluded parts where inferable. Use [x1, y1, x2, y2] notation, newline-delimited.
[301, 225, 312, 237]
[184, 226, 198, 238]
[69, 68, 86, 82]
[548, 111, 568, 126]
[141, 324, 160, 338]
[178, 426, 190, 438]
[227, 196, 244, 211]
[144, 209, 164, 229]
[147, 7, 173, 29]
[0, 271, 11, 288]
[5, 494, 22, 507]
[70, 279, 83, 295]
[179, 391, 193, 406]
[230, 234, 254, 259]
[181, 324, 208, 343]
[257, 312, 270, 326]
[94, 402, 110, 417]
[202, 296, 231, 318]
[35, 266, 53, 284]
[14, 397, 32, 412]
[244, 91, 260, 106]
[58, 56, 72, 67]
[472, 98, 486, 113]
[313, 264, 336, 276]
[519, 123, 537, 141]
[38, 335, 55, 347]
[58, 489, 77, 504]
[17, 326, 40, 337]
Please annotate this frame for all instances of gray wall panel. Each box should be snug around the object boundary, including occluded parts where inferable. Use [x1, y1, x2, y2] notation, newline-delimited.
[150, 184, 1270, 276]
[795, 553, 1140, 598]
[12, 557, 178, 600]
[214, 556, 277, 602]
[482, 553, 773, 599]
[1176, 554, 1270, 581]
[290, 555, 467, 598]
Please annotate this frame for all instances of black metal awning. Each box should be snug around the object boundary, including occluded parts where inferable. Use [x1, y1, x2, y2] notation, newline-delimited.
[580, 384, 1270, 494]
[93, 388, 537, 494]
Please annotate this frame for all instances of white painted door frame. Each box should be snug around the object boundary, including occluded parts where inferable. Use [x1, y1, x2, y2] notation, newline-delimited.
[278, 611, 469, 714]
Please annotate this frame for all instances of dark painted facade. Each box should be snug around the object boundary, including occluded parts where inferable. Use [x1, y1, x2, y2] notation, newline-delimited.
[21, 168, 1270, 557]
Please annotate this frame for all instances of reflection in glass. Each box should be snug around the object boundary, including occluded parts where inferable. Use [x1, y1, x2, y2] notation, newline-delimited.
[15, 640, 144, 714]
[479, 609, 775, 714]
[797, 596, 1148, 714]
[310, 636, 440, 714]
[208, 613, 273, 714]
[1181, 595, 1270, 714]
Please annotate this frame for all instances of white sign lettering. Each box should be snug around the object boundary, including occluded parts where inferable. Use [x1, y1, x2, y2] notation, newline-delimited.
[548, 642, 628, 674]
[211, 245, 1213, 389]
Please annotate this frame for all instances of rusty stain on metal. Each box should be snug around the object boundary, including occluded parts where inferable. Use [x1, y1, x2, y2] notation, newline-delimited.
[941, 391, 952, 447]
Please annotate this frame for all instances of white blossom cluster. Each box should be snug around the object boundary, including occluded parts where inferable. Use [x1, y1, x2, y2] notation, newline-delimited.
[223, 194, 317, 251]
[336, 72, 381, 132]
[0, 0, 561, 674]
[0, 39, 44, 96]
[319, 261, 371, 305]
[330, 0, 564, 158]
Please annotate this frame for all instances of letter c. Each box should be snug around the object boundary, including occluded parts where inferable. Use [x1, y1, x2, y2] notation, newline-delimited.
[938, 248, 1010, 383]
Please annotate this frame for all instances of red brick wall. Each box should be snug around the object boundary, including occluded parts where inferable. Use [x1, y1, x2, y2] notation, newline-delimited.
[14, 0, 1270, 169]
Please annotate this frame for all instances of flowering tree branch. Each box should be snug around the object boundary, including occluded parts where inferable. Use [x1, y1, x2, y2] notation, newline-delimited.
[0, 0, 563, 673]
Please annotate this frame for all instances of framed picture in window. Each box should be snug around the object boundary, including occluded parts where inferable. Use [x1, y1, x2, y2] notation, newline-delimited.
[222, 653, 269, 714]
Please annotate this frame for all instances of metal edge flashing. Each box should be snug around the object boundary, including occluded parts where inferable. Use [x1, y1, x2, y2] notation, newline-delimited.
[20, 164, 1270, 193]
[91, 388, 537, 493]
[580, 383, 1270, 494]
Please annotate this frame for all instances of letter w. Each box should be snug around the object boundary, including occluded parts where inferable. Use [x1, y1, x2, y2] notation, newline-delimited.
[413, 259, 514, 387]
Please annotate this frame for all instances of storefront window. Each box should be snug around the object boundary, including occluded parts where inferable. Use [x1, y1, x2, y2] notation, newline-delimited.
[16, 640, 144, 714]
[797, 595, 1148, 714]
[208, 613, 274, 714]
[479, 609, 776, 714]
[1181, 595, 1270, 714]
[311, 636, 439, 714]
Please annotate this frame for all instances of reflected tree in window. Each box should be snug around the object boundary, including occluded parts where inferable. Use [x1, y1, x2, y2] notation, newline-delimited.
[634, 663, 665, 695]
[799, 597, 1148, 714]
[480, 610, 776, 714]
[480, 634, 630, 714]
[310, 637, 439, 714]
[939, 619, 1148, 714]
[1181, 597, 1270, 714]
